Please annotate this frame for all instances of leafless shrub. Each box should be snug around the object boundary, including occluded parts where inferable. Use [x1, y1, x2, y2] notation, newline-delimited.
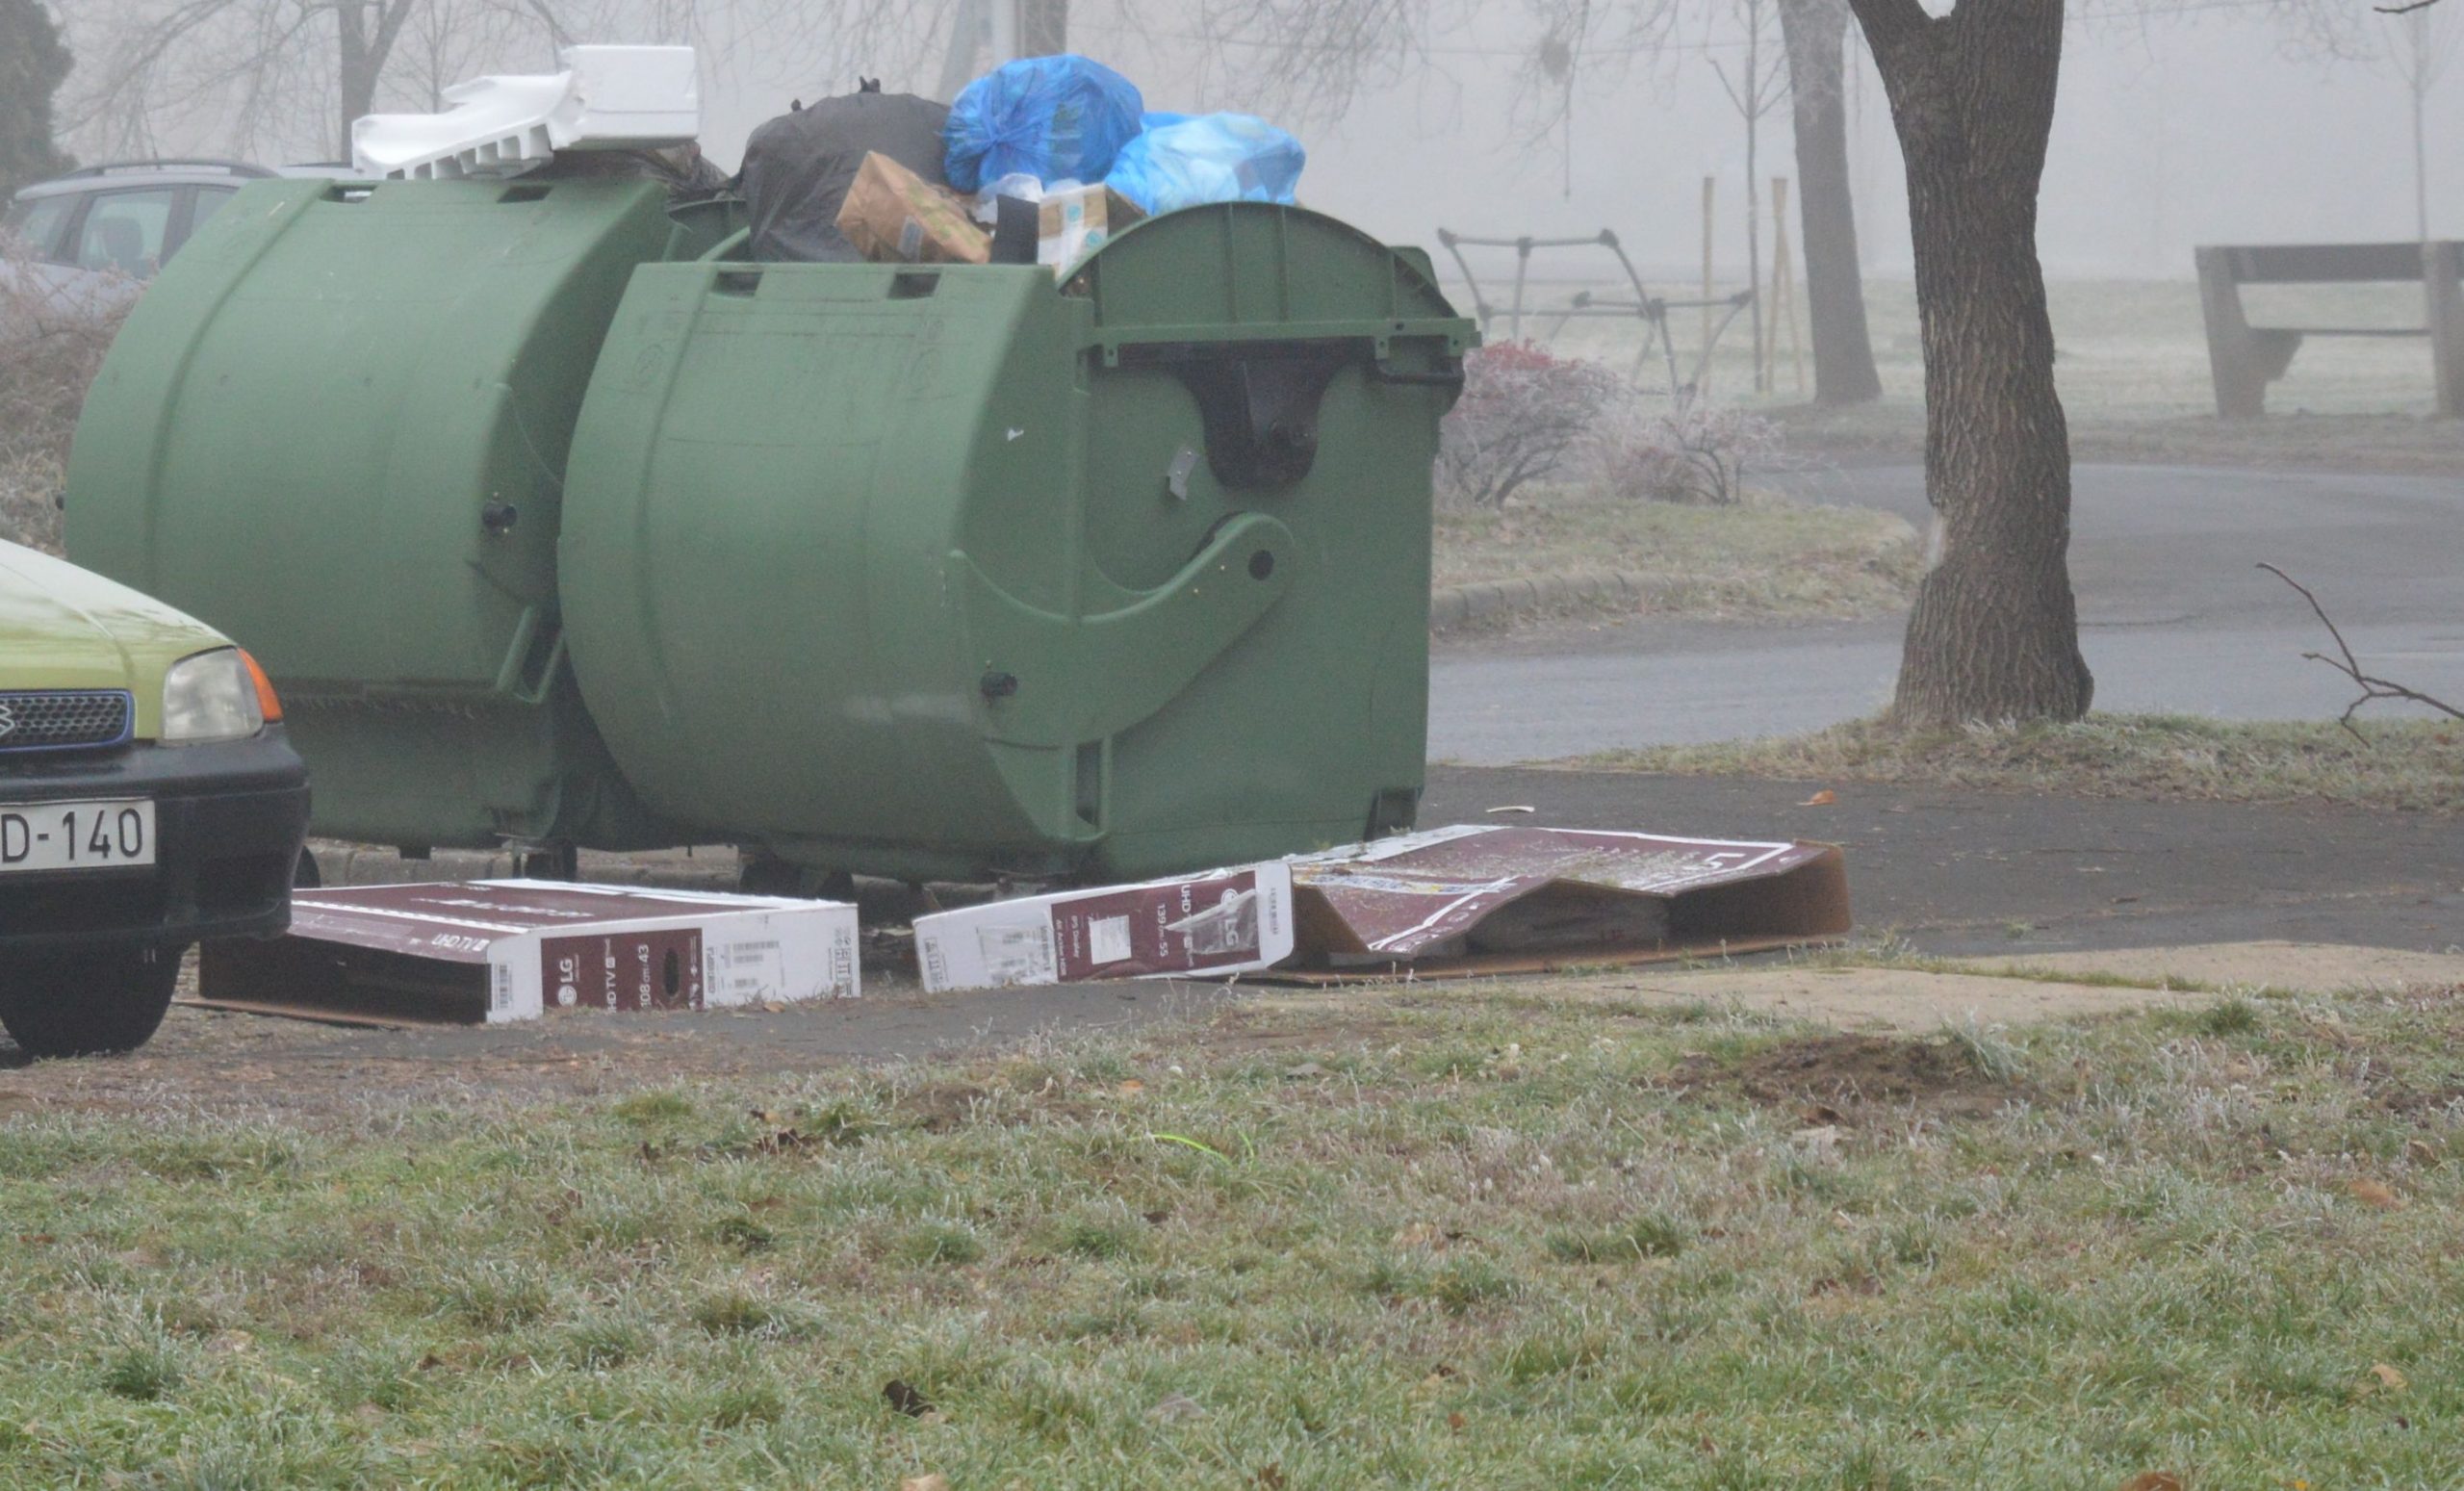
[0, 253, 129, 555]
[2258, 562, 2463, 736]
[1588, 399, 1784, 507]
[1435, 340, 1625, 508]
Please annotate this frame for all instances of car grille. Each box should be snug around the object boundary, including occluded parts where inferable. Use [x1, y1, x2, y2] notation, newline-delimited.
[0, 690, 135, 754]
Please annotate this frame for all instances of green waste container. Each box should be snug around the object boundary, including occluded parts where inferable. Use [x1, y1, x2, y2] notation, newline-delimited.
[68, 175, 708, 852]
[69, 184, 1472, 883]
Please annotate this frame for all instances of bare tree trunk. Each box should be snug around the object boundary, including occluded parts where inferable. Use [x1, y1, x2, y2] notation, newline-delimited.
[334, 1, 417, 155]
[1745, 0, 1766, 392]
[1778, 0, 1882, 405]
[1851, 0, 2092, 726]
[1020, 0, 1068, 56]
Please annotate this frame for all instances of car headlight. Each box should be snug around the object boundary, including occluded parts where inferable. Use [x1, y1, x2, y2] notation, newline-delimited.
[161, 648, 267, 744]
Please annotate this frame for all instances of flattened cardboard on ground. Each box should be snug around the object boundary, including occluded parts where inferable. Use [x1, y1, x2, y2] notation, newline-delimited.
[915, 863, 1295, 993]
[194, 881, 860, 1026]
[834, 150, 989, 265]
[1269, 825, 1850, 983]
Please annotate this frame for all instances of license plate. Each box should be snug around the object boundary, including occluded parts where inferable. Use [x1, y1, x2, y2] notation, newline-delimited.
[0, 799, 156, 873]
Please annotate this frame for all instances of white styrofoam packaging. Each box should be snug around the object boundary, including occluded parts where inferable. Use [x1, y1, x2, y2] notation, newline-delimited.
[914, 862, 1295, 993]
[352, 44, 700, 179]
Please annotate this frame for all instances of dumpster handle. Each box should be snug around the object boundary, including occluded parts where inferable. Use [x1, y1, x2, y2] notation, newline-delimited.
[697, 227, 752, 262]
[1371, 356, 1465, 389]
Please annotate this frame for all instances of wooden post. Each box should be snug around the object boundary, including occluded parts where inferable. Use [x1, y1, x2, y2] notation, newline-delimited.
[1701, 175, 1716, 394]
[2194, 246, 2299, 420]
[1769, 176, 1804, 396]
[2426, 241, 2463, 421]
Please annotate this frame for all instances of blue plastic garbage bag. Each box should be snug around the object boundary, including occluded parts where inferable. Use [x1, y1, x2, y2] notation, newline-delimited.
[1105, 113, 1305, 215]
[944, 55, 1144, 193]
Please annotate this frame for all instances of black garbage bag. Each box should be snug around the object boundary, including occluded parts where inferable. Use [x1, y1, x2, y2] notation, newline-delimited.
[739, 89, 953, 261]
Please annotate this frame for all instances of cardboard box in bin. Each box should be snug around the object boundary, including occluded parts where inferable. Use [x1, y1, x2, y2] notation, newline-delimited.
[199, 881, 860, 1025]
[915, 862, 1294, 993]
[834, 151, 989, 265]
[1036, 183, 1144, 273]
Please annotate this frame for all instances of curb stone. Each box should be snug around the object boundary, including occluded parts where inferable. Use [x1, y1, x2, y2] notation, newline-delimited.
[1429, 571, 1648, 635]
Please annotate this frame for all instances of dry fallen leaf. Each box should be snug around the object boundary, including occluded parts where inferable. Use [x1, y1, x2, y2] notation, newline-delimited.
[884, 1379, 935, 1418]
[2405, 1138, 2441, 1167]
[1447, 1411, 1467, 1432]
[1799, 788, 1837, 807]
[2118, 1474, 2183, 1491]
[1256, 1467, 1287, 1489]
[901, 1477, 949, 1491]
[2348, 1178, 2404, 1210]
[1790, 1124, 1844, 1157]
[2372, 1362, 2409, 1392]
[1148, 1391, 1207, 1423]
[1118, 1079, 1145, 1095]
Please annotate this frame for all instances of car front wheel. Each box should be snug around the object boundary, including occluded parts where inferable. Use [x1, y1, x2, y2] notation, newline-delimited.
[0, 944, 184, 1058]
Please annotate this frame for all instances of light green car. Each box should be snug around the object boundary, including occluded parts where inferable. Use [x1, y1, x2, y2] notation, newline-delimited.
[0, 538, 309, 1057]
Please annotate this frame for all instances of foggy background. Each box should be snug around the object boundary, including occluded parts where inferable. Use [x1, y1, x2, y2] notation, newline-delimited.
[51, 1, 2460, 285]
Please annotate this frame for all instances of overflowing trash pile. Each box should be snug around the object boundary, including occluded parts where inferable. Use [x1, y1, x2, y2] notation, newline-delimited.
[743, 54, 1307, 276]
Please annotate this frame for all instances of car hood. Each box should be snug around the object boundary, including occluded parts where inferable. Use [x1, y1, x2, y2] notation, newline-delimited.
[0, 540, 227, 720]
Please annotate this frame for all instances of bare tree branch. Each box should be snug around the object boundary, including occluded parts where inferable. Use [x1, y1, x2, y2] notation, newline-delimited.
[2257, 563, 2464, 740]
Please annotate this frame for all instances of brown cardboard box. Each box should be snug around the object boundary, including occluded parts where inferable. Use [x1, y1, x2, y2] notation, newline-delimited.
[834, 151, 990, 266]
[1035, 183, 1146, 273]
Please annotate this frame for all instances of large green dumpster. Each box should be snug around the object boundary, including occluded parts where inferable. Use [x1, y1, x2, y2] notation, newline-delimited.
[69, 183, 1471, 883]
[68, 175, 700, 852]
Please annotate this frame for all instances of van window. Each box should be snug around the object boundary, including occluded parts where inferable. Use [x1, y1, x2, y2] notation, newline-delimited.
[2, 194, 75, 261]
[189, 185, 240, 230]
[75, 188, 180, 278]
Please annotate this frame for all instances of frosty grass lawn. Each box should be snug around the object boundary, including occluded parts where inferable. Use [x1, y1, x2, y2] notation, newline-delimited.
[4, 974, 2461, 1487]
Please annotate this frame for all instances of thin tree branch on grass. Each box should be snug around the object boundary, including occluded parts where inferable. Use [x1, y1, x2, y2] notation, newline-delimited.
[2257, 562, 2464, 739]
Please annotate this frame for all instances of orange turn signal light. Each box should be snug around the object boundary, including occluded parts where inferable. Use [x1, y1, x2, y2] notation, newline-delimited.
[240, 649, 284, 724]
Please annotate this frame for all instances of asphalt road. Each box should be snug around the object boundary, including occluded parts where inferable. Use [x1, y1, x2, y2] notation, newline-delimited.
[1422, 766, 2464, 958]
[1431, 462, 2464, 762]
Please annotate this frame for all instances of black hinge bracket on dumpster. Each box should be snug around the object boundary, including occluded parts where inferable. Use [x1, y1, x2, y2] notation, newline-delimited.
[1107, 329, 1465, 490]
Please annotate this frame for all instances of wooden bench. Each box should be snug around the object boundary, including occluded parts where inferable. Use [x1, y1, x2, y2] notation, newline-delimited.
[2193, 241, 2463, 419]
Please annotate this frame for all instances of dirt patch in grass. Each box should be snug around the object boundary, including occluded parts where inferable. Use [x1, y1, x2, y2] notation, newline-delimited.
[1432, 485, 1920, 623]
[896, 1081, 1000, 1132]
[1670, 1032, 2035, 1124]
[1577, 711, 2464, 814]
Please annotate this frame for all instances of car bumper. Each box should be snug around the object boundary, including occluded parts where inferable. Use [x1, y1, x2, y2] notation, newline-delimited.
[0, 730, 310, 954]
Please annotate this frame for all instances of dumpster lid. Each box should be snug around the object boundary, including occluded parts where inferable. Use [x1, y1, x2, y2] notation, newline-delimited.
[1066, 202, 1475, 366]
